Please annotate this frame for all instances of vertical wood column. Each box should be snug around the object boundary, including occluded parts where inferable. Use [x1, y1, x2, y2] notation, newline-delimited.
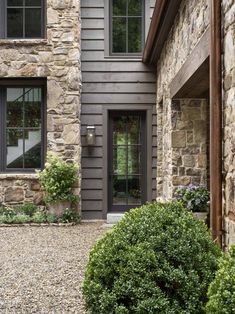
[210, 0, 222, 246]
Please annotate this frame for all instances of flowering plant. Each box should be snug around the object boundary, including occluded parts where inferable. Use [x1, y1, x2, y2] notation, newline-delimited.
[38, 153, 79, 203]
[174, 184, 210, 213]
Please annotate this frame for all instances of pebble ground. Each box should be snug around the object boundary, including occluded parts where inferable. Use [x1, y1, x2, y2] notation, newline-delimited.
[0, 222, 107, 314]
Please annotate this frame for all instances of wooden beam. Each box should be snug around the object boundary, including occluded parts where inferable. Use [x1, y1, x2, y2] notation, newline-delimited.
[170, 28, 210, 98]
[210, 0, 222, 246]
[143, 0, 182, 65]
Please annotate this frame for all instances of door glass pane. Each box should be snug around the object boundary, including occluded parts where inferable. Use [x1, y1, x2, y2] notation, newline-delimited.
[25, 8, 41, 37]
[128, 176, 141, 205]
[24, 88, 41, 127]
[6, 130, 24, 168]
[113, 115, 126, 145]
[7, 88, 24, 127]
[7, 8, 23, 38]
[113, 17, 127, 53]
[128, 146, 141, 174]
[113, 147, 127, 175]
[7, 0, 23, 6]
[113, 0, 126, 16]
[128, 17, 142, 53]
[24, 130, 41, 168]
[127, 115, 140, 144]
[128, 0, 142, 16]
[113, 176, 127, 205]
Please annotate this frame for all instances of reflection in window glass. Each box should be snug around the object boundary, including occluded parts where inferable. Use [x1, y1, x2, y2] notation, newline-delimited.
[7, 8, 23, 38]
[6, 87, 42, 169]
[112, 0, 143, 54]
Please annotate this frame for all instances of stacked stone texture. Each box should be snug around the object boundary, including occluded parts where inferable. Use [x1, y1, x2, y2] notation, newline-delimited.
[0, 0, 81, 207]
[222, 0, 235, 247]
[155, 0, 210, 200]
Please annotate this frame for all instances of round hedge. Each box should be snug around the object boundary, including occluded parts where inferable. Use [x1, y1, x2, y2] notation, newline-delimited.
[206, 245, 235, 314]
[83, 202, 221, 314]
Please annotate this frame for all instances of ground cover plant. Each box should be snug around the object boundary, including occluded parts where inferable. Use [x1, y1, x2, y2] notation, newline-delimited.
[206, 245, 235, 314]
[83, 201, 221, 314]
[0, 203, 80, 224]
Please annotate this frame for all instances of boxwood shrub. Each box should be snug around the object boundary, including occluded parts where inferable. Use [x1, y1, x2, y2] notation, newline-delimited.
[83, 201, 221, 314]
[206, 245, 235, 314]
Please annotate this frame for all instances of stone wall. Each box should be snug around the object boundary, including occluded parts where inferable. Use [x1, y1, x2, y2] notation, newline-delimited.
[0, 0, 81, 207]
[155, 0, 210, 200]
[171, 99, 209, 193]
[222, 0, 235, 247]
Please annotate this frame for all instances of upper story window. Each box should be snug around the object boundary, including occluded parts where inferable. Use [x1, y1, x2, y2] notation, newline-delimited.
[111, 0, 144, 55]
[0, 0, 44, 39]
[0, 82, 45, 172]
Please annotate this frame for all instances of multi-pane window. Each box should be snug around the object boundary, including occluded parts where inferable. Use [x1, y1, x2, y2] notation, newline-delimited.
[0, 0, 44, 38]
[111, 0, 144, 54]
[0, 85, 44, 171]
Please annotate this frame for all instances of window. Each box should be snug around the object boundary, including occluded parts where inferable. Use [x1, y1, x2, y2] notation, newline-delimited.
[111, 0, 144, 55]
[0, 83, 45, 172]
[0, 0, 44, 38]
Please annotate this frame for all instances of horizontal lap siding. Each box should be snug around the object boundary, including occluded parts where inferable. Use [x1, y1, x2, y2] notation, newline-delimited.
[81, 0, 156, 218]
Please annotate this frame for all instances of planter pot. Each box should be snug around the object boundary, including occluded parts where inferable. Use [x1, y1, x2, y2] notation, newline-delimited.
[47, 200, 71, 217]
[193, 212, 208, 222]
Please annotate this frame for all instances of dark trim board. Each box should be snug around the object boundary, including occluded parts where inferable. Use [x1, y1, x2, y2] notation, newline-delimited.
[170, 28, 210, 99]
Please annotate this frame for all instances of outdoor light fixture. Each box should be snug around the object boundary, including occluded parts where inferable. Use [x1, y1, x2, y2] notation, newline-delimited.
[86, 126, 96, 146]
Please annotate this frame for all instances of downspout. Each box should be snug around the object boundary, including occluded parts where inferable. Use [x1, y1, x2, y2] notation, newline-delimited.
[210, 0, 222, 246]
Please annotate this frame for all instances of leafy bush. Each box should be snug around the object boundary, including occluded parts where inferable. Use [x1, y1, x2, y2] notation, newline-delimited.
[175, 185, 210, 212]
[46, 213, 58, 223]
[13, 214, 30, 224]
[15, 203, 37, 216]
[59, 209, 80, 224]
[206, 246, 235, 314]
[83, 201, 221, 314]
[31, 211, 47, 223]
[38, 153, 79, 203]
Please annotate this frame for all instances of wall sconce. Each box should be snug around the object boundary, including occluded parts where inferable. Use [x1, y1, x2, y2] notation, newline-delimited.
[86, 126, 96, 146]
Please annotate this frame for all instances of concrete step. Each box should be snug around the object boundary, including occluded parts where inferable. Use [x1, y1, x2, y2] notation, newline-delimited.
[107, 213, 125, 224]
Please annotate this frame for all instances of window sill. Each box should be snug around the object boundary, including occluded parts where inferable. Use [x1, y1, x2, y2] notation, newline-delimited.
[0, 173, 39, 180]
[0, 39, 48, 46]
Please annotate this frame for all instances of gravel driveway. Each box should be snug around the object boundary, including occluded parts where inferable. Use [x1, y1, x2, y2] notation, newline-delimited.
[0, 222, 107, 314]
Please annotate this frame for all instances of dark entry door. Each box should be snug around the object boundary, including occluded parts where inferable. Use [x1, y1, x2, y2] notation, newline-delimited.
[108, 112, 146, 212]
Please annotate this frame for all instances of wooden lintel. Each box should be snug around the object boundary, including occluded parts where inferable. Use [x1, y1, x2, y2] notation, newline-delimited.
[170, 28, 210, 99]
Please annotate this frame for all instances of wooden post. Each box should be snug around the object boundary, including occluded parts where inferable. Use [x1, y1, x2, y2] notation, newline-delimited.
[210, 0, 222, 246]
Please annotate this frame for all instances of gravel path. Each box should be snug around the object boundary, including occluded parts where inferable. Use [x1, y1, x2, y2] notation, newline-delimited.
[0, 222, 107, 314]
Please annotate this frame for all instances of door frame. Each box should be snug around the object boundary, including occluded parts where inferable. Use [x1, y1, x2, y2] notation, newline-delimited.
[102, 104, 153, 218]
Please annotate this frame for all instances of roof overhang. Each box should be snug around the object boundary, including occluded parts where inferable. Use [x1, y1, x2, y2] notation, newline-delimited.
[143, 0, 183, 65]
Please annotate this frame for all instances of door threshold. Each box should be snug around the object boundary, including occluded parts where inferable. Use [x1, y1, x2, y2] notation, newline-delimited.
[107, 213, 125, 224]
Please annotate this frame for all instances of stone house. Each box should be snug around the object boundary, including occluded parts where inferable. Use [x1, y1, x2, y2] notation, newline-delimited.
[0, 0, 234, 249]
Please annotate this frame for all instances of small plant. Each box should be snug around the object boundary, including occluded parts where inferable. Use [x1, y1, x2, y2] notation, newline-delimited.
[15, 203, 37, 216]
[46, 213, 58, 223]
[83, 201, 221, 314]
[175, 184, 210, 212]
[13, 214, 30, 224]
[38, 153, 79, 203]
[206, 246, 235, 314]
[31, 211, 46, 223]
[59, 209, 80, 224]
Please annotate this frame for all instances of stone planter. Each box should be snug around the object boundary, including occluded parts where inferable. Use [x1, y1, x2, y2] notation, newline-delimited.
[193, 212, 208, 222]
[47, 200, 71, 217]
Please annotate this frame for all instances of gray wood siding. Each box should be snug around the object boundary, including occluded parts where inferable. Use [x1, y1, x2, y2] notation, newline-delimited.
[81, 0, 156, 219]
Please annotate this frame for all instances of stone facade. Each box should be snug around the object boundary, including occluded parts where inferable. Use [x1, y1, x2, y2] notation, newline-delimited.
[156, 0, 210, 200]
[222, 0, 235, 247]
[0, 0, 81, 207]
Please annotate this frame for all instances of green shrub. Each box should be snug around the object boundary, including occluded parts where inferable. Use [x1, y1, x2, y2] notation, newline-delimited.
[31, 211, 46, 223]
[206, 246, 235, 314]
[38, 153, 79, 203]
[59, 209, 80, 223]
[174, 185, 210, 212]
[46, 213, 58, 223]
[15, 203, 38, 216]
[0, 214, 14, 224]
[83, 201, 221, 314]
[13, 214, 30, 224]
